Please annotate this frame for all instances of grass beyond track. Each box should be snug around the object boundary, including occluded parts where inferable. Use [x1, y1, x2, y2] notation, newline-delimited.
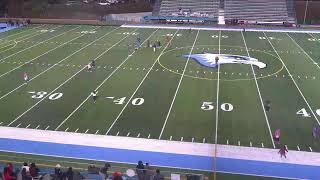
[0, 24, 320, 155]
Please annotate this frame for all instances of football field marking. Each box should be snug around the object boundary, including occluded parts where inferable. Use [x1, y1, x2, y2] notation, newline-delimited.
[0, 25, 65, 63]
[0, 26, 119, 100]
[158, 30, 199, 139]
[241, 31, 275, 148]
[264, 32, 320, 126]
[286, 33, 320, 70]
[0, 26, 85, 79]
[7, 28, 138, 127]
[213, 31, 221, 180]
[104, 29, 179, 135]
[55, 28, 157, 131]
[0, 24, 45, 42]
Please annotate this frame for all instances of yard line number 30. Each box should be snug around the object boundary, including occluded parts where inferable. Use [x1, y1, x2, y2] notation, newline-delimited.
[28, 91, 63, 100]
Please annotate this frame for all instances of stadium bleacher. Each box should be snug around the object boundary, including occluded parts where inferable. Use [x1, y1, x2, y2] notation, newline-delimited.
[224, 0, 296, 23]
[157, 0, 219, 18]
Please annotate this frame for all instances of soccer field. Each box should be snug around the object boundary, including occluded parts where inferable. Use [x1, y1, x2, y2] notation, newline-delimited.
[0, 24, 320, 153]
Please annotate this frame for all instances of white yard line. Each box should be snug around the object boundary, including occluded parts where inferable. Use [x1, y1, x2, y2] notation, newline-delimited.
[241, 31, 275, 148]
[0, 25, 65, 63]
[158, 30, 200, 139]
[0, 24, 45, 42]
[104, 29, 178, 135]
[0, 26, 118, 101]
[0, 26, 85, 79]
[213, 31, 221, 178]
[56, 29, 158, 131]
[264, 32, 320, 126]
[6, 28, 137, 127]
[287, 33, 320, 70]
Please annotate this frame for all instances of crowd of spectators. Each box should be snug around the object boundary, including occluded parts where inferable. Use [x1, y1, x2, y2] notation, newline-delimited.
[0, 160, 166, 180]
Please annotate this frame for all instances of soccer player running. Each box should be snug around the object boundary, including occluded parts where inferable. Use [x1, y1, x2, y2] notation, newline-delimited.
[23, 72, 29, 83]
[91, 90, 98, 103]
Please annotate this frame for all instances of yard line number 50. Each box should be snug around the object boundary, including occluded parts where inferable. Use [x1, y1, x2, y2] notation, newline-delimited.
[201, 102, 234, 111]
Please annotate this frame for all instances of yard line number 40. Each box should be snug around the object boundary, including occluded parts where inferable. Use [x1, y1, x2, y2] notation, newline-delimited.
[296, 108, 320, 117]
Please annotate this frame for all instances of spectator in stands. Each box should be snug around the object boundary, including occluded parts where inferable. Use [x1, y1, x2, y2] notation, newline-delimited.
[112, 172, 123, 180]
[153, 169, 164, 180]
[29, 163, 40, 178]
[53, 164, 63, 180]
[21, 168, 32, 180]
[21, 162, 29, 172]
[145, 163, 154, 180]
[65, 167, 74, 180]
[3, 167, 16, 180]
[136, 161, 144, 180]
[99, 163, 111, 180]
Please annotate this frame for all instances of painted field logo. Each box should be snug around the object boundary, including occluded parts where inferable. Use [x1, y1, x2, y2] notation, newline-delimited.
[183, 54, 267, 69]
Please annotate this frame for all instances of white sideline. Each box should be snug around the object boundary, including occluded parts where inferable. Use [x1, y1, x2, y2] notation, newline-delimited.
[56, 28, 158, 131]
[6, 28, 137, 127]
[0, 25, 65, 63]
[159, 30, 200, 139]
[0, 24, 45, 42]
[241, 31, 275, 148]
[121, 24, 320, 34]
[0, 26, 83, 79]
[0, 127, 319, 167]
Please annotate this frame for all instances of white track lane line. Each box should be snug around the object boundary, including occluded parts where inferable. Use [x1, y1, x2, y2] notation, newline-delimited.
[56, 28, 158, 131]
[0, 26, 85, 79]
[0, 25, 66, 63]
[158, 30, 199, 139]
[0, 26, 119, 101]
[264, 32, 320, 126]
[241, 31, 275, 148]
[104, 29, 178, 135]
[7, 28, 138, 127]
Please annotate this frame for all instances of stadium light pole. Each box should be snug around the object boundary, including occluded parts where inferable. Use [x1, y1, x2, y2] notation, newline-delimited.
[303, 0, 309, 24]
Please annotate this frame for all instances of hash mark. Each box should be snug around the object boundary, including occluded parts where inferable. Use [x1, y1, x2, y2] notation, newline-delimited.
[203, 138, 206, 143]
[16, 123, 21, 127]
[137, 133, 140, 138]
[116, 131, 120, 136]
[0, 122, 3, 125]
[285, 145, 288, 150]
[147, 134, 151, 139]
[169, 136, 172, 140]
[95, 130, 99, 134]
[192, 138, 194, 142]
[309, 147, 313, 152]
[85, 129, 89, 133]
[297, 146, 300, 151]
[35, 125, 40, 129]
[26, 124, 31, 128]
[250, 142, 252, 147]
[261, 143, 264, 148]
[45, 126, 50, 130]
[227, 139, 229, 145]
[75, 128, 79, 133]
[126, 132, 130, 137]
[238, 141, 240, 146]
[180, 137, 184, 141]
[65, 127, 69, 132]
